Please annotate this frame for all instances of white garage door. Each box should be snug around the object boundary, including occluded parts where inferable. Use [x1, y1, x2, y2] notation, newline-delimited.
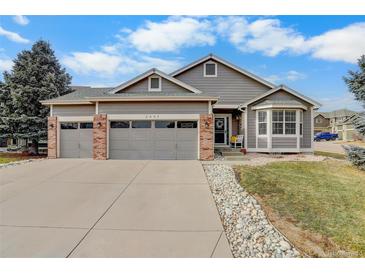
[60, 122, 93, 158]
[109, 120, 198, 160]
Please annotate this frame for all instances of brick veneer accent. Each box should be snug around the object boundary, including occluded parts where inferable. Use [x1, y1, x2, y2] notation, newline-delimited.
[93, 114, 107, 160]
[199, 114, 214, 160]
[47, 116, 57, 159]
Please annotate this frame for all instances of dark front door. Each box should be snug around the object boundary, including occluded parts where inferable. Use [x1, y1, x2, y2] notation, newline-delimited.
[214, 117, 228, 145]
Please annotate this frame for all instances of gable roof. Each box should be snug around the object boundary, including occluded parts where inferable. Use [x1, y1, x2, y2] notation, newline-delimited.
[243, 85, 322, 109]
[170, 53, 275, 89]
[109, 68, 203, 94]
[314, 112, 329, 119]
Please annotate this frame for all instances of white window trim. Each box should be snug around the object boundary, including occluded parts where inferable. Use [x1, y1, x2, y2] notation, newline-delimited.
[257, 110, 268, 136]
[272, 109, 297, 136]
[299, 110, 303, 137]
[148, 76, 162, 92]
[203, 61, 217, 77]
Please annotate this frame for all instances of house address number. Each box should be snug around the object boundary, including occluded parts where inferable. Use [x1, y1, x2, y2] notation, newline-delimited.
[145, 114, 160, 119]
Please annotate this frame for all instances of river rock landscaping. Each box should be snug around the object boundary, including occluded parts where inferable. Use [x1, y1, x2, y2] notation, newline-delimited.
[203, 163, 300, 258]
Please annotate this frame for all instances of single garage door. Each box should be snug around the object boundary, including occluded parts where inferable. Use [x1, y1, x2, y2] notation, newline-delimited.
[60, 122, 93, 158]
[109, 120, 198, 160]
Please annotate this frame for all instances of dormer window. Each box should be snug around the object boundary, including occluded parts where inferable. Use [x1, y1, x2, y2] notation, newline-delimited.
[148, 76, 161, 92]
[204, 61, 217, 77]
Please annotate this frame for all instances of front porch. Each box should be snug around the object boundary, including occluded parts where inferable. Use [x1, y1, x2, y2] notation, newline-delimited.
[213, 108, 244, 148]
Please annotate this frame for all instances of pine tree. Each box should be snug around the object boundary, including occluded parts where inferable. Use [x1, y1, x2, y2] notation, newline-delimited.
[0, 40, 72, 154]
[343, 55, 365, 169]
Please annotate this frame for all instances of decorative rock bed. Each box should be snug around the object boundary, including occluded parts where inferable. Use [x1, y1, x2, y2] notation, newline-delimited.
[203, 164, 300, 258]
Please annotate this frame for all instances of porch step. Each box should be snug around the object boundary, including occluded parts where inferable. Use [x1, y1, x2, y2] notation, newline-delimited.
[224, 155, 248, 161]
[222, 151, 244, 157]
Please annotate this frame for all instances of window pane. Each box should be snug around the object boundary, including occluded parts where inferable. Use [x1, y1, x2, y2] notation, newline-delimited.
[132, 121, 151, 128]
[272, 122, 283, 134]
[259, 123, 267, 135]
[177, 121, 197, 128]
[258, 111, 267, 122]
[285, 110, 296, 122]
[300, 111, 303, 122]
[111, 121, 130, 128]
[150, 77, 160, 89]
[300, 124, 303, 135]
[80, 122, 93, 129]
[61, 122, 78, 129]
[285, 123, 296, 134]
[205, 63, 216, 75]
[272, 110, 283, 122]
[155, 120, 175, 128]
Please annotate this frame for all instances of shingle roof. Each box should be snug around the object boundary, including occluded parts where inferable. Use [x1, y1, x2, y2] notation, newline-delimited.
[49, 86, 112, 101]
[42, 86, 217, 104]
[317, 109, 358, 119]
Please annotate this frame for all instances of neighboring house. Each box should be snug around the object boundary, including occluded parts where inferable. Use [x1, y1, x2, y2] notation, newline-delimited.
[41, 54, 320, 160]
[314, 109, 359, 140]
[338, 112, 365, 141]
[313, 112, 330, 134]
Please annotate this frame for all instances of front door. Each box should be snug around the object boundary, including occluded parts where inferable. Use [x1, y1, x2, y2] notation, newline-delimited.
[214, 115, 229, 145]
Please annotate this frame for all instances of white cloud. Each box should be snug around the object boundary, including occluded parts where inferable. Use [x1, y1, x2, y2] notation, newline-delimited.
[264, 70, 306, 83]
[217, 17, 305, 57]
[286, 70, 306, 81]
[62, 52, 122, 75]
[217, 17, 365, 63]
[0, 58, 13, 72]
[126, 17, 215, 53]
[0, 26, 30, 43]
[305, 23, 365, 63]
[13, 15, 29, 26]
[62, 51, 182, 78]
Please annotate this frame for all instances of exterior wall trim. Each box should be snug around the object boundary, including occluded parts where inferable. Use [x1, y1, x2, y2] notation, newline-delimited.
[58, 116, 94, 122]
[107, 114, 200, 120]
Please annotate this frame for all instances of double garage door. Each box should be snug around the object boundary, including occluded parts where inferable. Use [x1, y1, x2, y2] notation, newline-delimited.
[109, 120, 198, 160]
[59, 120, 198, 160]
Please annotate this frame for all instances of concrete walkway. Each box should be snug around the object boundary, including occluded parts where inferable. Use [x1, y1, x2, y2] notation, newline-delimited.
[0, 159, 231, 258]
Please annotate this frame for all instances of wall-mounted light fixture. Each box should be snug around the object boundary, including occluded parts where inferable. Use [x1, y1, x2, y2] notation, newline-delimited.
[49, 123, 54, 129]
[97, 122, 102, 128]
[205, 121, 210, 128]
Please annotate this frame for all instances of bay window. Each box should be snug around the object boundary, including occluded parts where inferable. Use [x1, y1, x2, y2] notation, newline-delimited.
[258, 111, 267, 135]
[272, 110, 297, 135]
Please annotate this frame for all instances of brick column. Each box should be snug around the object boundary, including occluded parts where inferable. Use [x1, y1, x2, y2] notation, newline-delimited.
[93, 114, 107, 160]
[199, 114, 214, 160]
[47, 116, 57, 159]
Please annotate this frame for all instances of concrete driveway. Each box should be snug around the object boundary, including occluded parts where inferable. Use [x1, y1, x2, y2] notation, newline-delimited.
[0, 159, 231, 258]
[314, 141, 346, 154]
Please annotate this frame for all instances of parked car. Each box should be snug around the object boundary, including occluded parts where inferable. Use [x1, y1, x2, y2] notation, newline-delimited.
[314, 132, 338, 141]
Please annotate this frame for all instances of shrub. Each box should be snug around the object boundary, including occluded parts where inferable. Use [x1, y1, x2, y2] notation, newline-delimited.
[343, 145, 365, 170]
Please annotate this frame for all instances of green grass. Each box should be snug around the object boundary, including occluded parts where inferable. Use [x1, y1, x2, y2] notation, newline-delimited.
[235, 160, 365, 257]
[0, 157, 23, 164]
[314, 150, 346, 160]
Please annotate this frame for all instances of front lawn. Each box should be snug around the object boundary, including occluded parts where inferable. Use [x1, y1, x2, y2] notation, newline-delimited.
[314, 150, 346, 159]
[0, 153, 44, 164]
[235, 160, 365, 257]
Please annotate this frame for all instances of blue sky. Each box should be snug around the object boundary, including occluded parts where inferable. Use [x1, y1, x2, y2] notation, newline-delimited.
[1, 15, 365, 111]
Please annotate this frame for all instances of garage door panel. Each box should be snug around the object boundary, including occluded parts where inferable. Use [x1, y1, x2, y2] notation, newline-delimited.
[109, 140, 130, 150]
[154, 150, 176, 160]
[129, 150, 154, 160]
[131, 129, 152, 140]
[109, 129, 129, 140]
[109, 120, 198, 160]
[176, 129, 197, 141]
[60, 123, 93, 159]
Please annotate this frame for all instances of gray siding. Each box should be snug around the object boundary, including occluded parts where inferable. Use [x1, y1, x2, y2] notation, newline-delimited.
[301, 109, 312, 148]
[53, 105, 95, 116]
[175, 61, 271, 105]
[258, 137, 267, 148]
[247, 106, 256, 148]
[272, 137, 297, 149]
[119, 73, 192, 94]
[99, 102, 209, 114]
